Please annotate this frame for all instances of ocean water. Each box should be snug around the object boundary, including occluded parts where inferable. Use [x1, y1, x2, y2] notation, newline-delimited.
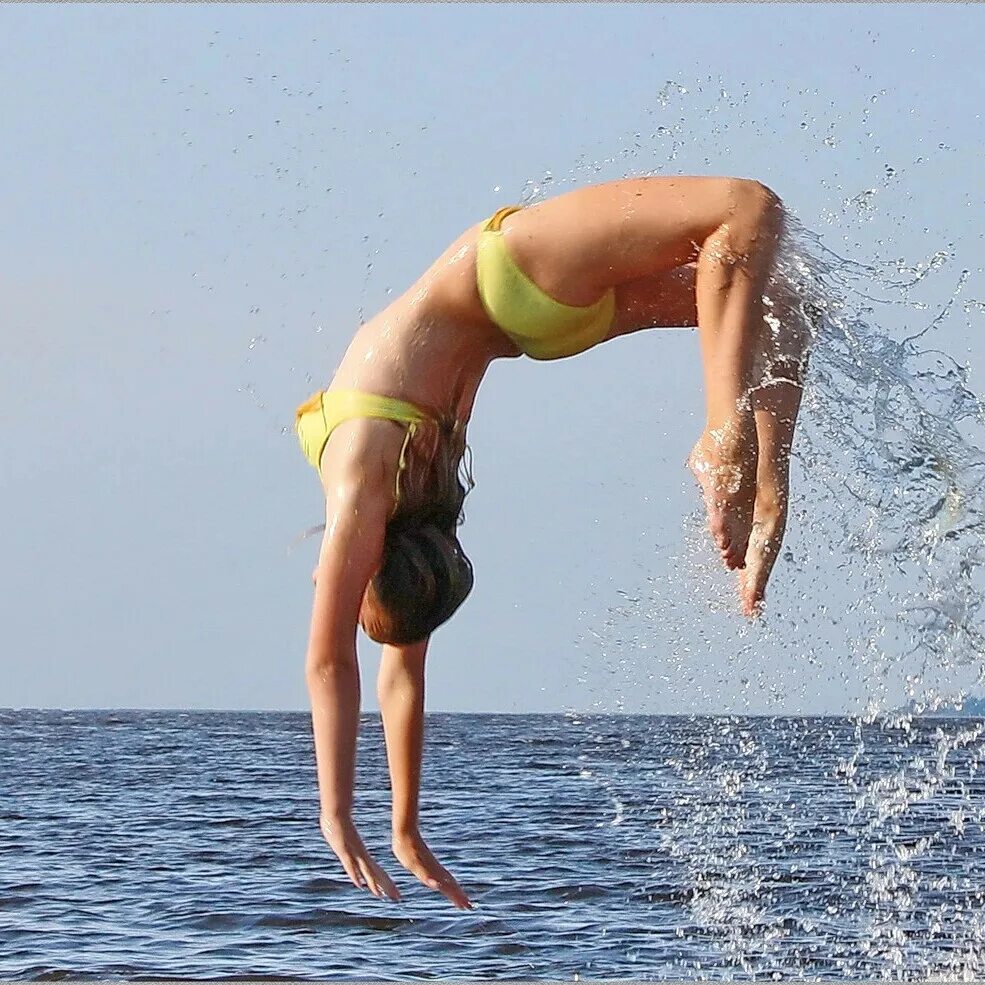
[3, 709, 985, 980]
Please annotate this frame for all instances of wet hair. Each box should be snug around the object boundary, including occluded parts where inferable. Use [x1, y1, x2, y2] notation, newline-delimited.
[358, 417, 475, 645]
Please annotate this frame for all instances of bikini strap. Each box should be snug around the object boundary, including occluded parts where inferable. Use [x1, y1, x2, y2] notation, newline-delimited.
[393, 421, 418, 510]
[484, 205, 523, 233]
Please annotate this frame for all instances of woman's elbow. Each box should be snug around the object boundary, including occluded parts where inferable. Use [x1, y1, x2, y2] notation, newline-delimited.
[376, 667, 420, 706]
[305, 649, 358, 685]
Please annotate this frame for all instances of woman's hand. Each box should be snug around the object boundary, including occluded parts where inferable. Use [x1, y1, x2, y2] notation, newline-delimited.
[392, 829, 473, 910]
[321, 815, 402, 902]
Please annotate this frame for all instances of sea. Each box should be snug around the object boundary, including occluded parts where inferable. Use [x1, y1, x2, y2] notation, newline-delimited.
[3, 709, 985, 980]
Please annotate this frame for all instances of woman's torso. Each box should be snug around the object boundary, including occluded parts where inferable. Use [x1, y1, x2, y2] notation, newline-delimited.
[322, 177, 718, 423]
[326, 220, 516, 426]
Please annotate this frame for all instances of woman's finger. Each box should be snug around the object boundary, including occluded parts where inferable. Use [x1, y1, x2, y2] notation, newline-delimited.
[355, 855, 383, 898]
[408, 860, 471, 909]
[407, 859, 442, 891]
[433, 868, 472, 909]
[338, 852, 365, 889]
[441, 879, 474, 910]
[373, 865, 402, 902]
[322, 828, 365, 889]
[364, 858, 401, 902]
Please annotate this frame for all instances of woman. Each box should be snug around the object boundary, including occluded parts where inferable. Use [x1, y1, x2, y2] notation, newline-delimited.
[297, 177, 811, 909]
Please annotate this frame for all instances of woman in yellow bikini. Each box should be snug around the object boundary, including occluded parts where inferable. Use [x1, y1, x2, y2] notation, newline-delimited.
[296, 177, 810, 909]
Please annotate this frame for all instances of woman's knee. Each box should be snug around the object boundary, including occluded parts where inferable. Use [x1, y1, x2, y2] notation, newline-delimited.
[699, 179, 782, 270]
[731, 179, 784, 235]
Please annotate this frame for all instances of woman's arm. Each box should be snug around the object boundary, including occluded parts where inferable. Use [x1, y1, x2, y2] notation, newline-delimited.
[305, 439, 401, 902]
[377, 640, 429, 838]
[377, 641, 474, 910]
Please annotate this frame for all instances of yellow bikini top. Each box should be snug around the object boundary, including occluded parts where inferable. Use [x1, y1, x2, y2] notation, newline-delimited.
[295, 388, 430, 500]
[475, 205, 616, 361]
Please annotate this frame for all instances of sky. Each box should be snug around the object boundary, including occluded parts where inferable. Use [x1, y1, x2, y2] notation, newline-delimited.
[2, 3, 984, 714]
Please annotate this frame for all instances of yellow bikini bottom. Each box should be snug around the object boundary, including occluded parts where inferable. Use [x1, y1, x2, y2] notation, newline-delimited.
[475, 205, 616, 360]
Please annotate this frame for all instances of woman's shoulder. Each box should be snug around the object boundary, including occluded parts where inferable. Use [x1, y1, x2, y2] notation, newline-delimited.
[318, 415, 405, 504]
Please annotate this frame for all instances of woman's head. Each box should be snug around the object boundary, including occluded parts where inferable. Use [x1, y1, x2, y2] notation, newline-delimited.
[359, 418, 474, 645]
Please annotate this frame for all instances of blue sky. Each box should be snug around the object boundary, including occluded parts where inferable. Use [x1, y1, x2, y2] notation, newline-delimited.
[2, 4, 983, 713]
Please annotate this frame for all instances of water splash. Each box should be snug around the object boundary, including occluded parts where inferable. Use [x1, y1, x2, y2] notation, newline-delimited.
[572, 84, 985, 977]
[577, 226, 985, 974]
[772, 214, 985, 696]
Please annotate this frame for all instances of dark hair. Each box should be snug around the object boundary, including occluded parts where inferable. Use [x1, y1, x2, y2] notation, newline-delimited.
[358, 417, 474, 645]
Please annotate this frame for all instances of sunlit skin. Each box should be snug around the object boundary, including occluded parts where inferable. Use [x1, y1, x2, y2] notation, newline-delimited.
[303, 176, 811, 909]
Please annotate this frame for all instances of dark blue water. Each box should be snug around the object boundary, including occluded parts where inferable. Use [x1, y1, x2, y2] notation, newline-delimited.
[2, 710, 985, 980]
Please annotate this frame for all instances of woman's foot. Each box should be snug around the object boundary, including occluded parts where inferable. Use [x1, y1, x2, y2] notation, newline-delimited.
[739, 372, 804, 616]
[687, 412, 760, 569]
[738, 485, 788, 617]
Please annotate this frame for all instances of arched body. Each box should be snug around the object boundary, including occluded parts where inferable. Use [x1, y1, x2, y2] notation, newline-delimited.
[299, 176, 810, 908]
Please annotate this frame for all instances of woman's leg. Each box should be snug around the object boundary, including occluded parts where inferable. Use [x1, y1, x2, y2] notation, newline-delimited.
[738, 280, 812, 615]
[610, 263, 812, 612]
[740, 376, 802, 615]
[685, 185, 785, 568]
[512, 176, 785, 566]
